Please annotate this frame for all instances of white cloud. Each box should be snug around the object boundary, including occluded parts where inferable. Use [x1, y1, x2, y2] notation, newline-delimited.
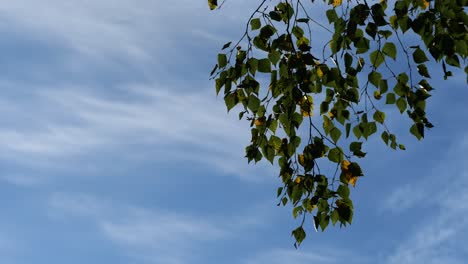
[48, 192, 272, 264]
[0, 82, 276, 181]
[385, 135, 468, 264]
[244, 249, 335, 264]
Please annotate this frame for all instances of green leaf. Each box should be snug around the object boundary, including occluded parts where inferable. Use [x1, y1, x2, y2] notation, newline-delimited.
[370, 50, 385, 68]
[245, 60, 257, 76]
[368, 71, 382, 87]
[277, 187, 283, 197]
[417, 64, 431, 78]
[258, 58, 272, 73]
[250, 18, 261, 30]
[292, 226, 306, 246]
[337, 184, 350, 198]
[350, 141, 366, 157]
[446, 55, 460, 68]
[386, 93, 396, 104]
[364, 122, 377, 139]
[224, 93, 237, 111]
[217, 54, 227, 68]
[379, 79, 388, 94]
[328, 147, 343, 163]
[326, 9, 338, 23]
[247, 94, 261, 113]
[293, 206, 303, 219]
[345, 123, 351, 138]
[382, 42, 397, 60]
[373, 110, 385, 124]
[320, 102, 329, 115]
[410, 123, 424, 140]
[331, 210, 339, 225]
[353, 124, 362, 139]
[396, 97, 407, 113]
[330, 127, 342, 143]
[413, 48, 429, 64]
[269, 135, 282, 150]
[381, 131, 389, 145]
[208, 0, 217, 10]
[268, 50, 281, 65]
[319, 213, 330, 231]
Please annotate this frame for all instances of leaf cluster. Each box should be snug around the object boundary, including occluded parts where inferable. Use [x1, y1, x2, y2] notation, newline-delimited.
[209, 0, 467, 245]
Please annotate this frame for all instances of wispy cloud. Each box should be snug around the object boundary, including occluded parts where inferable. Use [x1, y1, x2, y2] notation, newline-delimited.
[0, 82, 275, 181]
[384, 135, 468, 264]
[48, 191, 272, 264]
[243, 247, 371, 264]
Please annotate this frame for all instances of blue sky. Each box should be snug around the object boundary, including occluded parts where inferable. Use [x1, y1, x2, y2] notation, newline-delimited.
[0, 1, 467, 263]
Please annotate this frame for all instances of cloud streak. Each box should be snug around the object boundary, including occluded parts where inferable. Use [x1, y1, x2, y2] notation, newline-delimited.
[384, 135, 468, 264]
[48, 191, 273, 264]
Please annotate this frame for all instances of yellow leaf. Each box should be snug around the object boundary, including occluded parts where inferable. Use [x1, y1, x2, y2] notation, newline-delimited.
[254, 118, 264, 126]
[327, 111, 334, 119]
[300, 95, 314, 117]
[349, 176, 358, 187]
[332, 0, 342, 7]
[341, 160, 351, 171]
[305, 203, 317, 212]
[295, 176, 303, 184]
[317, 67, 324, 78]
[298, 154, 306, 167]
[301, 108, 313, 117]
[423, 0, 429, 9]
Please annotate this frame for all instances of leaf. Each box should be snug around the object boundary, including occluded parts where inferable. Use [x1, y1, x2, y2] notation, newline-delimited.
[208, 0, 217, 10]
[364, 122, 377, 139]
[382, 42, 397, 60]
[328, 147, 343, 163]
[413, 48, 429, 64]
[217, 53, 227, 68]
[299, 95, 314, 117]
[319, 213, 330, 231]
[330, 127, 342, 143]
[373, 110, 385, 124]
[332, 0, 343, 7]
[277, 187, 283, 197]
[370, 50, 385, 68]
[368, 71, 382, 88]
[396, 97, 407, 113]
[247, 94, 261, 113]
[224, 93, 237, 111]
[341, 160, 350, 171]
[337, 184, 350, 198]
[292, 226, 306, 246]
[326, 9, 338, 23]
[258, 58, 272, 73]
[222, 41, 232, 50]
[331, 210, 339, 225]
[349, 176, 358, 187]
[250, 18, 261, 30]
[381, 131, 389, 145]
[386, 93, 396, 104]
[417, 64, 431, 78]
[254, 117, 265, 126]
[268, 50, 281, 65]
[410, 123, 424, 140]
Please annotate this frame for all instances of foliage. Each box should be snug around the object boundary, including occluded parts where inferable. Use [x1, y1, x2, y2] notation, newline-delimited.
[209, 0, 467, 246]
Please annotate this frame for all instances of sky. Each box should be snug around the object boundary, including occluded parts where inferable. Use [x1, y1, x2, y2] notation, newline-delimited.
[0, 1, 467, 263]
